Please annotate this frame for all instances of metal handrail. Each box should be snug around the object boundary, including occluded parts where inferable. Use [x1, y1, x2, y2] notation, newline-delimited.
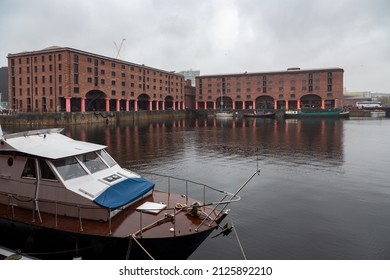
[0, 169, 255, 237]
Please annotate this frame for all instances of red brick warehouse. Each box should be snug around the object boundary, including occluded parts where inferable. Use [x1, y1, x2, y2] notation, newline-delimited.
[8, 47, 186, 113]
[195, 67, 344, 110]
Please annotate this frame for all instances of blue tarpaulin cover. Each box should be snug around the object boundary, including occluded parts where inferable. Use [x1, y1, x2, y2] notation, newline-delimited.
[93, 177, 155, 209]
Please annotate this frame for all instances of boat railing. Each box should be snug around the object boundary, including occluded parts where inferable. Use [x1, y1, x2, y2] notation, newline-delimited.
[140, 171, 243, 207]
[0, 169, 260, 237]
[0, 191, 104, 232]
[140, 169, 260, 232]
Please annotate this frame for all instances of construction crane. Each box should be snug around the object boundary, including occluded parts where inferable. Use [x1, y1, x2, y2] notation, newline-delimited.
[114, 38, 126, 59]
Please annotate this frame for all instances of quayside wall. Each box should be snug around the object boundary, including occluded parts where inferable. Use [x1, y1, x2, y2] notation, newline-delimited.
[0, 110, 191, 127]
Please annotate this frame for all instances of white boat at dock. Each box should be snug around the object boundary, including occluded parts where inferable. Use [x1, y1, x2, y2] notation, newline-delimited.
[0, 126, 258, 260]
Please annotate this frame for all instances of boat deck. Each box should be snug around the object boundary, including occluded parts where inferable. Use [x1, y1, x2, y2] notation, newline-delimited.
[0, 190, 218, 239]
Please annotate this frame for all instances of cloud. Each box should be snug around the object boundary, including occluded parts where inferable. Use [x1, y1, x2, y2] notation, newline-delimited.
[0, 0, 389, 92]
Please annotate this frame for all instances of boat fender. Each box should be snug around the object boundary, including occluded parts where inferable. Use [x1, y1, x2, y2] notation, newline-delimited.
[212, 223, 233, 238]
[215, 209, 230, 224]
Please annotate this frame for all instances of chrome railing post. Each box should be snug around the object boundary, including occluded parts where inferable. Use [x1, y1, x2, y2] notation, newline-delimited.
[78, 206, 83, 232]
[55, 201, 58, 227]
[108, 209, 112, 235]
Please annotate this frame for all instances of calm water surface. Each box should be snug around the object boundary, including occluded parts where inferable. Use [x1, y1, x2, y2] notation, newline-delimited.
[4, 117, 390, 259]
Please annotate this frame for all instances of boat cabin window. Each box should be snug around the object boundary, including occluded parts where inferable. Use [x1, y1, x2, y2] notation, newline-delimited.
[39, 159, 58, 181]
[52, 157, 88, 181]
[21, 158, 36, 179]
[77, 152, 107, 173]
[97, 149, 117, 167]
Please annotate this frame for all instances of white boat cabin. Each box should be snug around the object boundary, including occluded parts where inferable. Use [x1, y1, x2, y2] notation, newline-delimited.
[0, 128, 154, 221]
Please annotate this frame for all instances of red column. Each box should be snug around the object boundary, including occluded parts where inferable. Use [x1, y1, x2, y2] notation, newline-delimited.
[243, 101, 246, 110]
[195, 102, 199, 110]
[173, 102, 176, 110]
[162, 101, 165, 110]
[232, 101, 236, 110]
[285, 100, 289, 110]
[252, 100, 255, 110]
[116, 99, 120, 111]
[149, 100, 153, 111]
[125, 100, 129, 111]
[156, 101, 160, 111]
[297, 99, 301, 109]
[321, 99, 325, 109]
[134, 100, 138, 111]
[81, 97, 85, 113]
[105, 98, 110, 112]
[274, 100, 278, 110]
[65, 97, 71, 112]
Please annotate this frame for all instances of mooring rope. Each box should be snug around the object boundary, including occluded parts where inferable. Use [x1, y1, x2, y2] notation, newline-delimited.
[230, 217, 247, 260]
[131, 234, 155, 260]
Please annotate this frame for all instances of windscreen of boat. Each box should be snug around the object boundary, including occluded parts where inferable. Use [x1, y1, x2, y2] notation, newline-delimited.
[97, 149, 117, 167]
[52, 156, 88, 181]
[77, 151, 108, 174]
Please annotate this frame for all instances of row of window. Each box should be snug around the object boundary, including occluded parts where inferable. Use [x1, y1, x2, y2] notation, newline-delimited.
[11, 54, 182, 82]
[198, 72, 334, 83]
[10, 54, 63, 66]
[200, 78, 333, 88]
[85, 56, 179, 79]
[199, 85, 332, 95]
[20, 150, 116, 181]
[86, 67, 182, 84]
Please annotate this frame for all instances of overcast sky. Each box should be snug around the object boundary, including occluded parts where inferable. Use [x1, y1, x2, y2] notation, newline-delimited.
[1, 0, 389, 92]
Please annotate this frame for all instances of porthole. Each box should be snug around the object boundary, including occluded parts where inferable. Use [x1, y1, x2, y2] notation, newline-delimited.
[7, 158, 13, 167]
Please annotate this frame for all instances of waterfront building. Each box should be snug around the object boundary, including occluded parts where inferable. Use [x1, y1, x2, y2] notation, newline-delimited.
[195, 67, 344, 110]
[7, 47, 185, 113]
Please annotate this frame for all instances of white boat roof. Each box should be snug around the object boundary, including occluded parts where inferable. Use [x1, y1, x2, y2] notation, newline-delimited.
[0, 128, 106, 159]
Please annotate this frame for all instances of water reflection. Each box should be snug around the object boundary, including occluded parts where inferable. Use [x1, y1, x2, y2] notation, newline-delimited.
[3, 117, 344, 170]
[64, 119, 341, 166]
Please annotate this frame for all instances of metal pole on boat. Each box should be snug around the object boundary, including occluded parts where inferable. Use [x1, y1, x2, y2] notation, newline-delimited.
[195, 168, 261, 232]
[108, 208, 112, 234]
[219, 168, 261, 213]
[78, 206, 83, 232]
[34, 159, 42, 223]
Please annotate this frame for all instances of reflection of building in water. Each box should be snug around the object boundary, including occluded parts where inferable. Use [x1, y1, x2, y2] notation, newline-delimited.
[65, 118, 344, 169]
[196, 67, 344, 111]
[193, 118, 344, 166]
[66, 120, 189, 167]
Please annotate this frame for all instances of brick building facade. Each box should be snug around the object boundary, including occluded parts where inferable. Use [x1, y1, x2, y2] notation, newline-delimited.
[195, 68, 344, 110]
[7, 47, 185, 113]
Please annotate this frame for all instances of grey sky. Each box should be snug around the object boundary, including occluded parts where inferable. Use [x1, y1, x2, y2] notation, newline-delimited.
[1, 0, 389, 92]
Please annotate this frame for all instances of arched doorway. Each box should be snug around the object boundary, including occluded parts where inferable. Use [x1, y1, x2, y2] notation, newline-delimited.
[256, 96, 274, 109]
[165, 96, 174, 110]
[138, 94, 150, 110]
[85, 90, 106, 111]
[300, 94, 322, 108]
[216, 96, 233, 110]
